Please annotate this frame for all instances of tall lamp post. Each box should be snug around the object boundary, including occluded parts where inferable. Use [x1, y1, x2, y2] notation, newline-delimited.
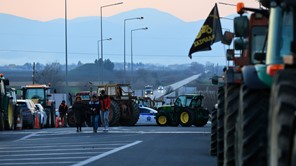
[97, 38, 112, 83]
[65, 0, 68, 95]
[124, 17, 143, 82]
[100, 2, 123, 84]
[131, 27, 148, 84]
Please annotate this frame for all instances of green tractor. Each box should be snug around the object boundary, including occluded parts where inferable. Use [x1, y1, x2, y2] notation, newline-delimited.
[155, 94, 209, 127]
[0, 74, 16, 131]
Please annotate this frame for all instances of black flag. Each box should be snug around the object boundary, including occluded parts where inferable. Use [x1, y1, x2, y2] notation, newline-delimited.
[188, 3, 223, 59]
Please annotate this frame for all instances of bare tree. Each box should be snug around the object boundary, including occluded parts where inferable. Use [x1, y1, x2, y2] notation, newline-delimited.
[35, 62, 63, 90]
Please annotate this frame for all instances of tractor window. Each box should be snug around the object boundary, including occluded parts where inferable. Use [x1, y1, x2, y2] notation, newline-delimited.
[108, 87, 116, 96]
[251, 26, 268, 64]
[185, 98, 192, 107]
[191, 99, 202, 108]
[280, 10, 293, 58]
[175, 96, 186, 107]
[121, 86, 133, 96]
[25, 89, 45, 104]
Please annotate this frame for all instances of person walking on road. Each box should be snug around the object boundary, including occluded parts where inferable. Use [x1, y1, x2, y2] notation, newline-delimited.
[72, 96, 85, 132]
[99, 90, 111, 132]
[58, 100, 68, 127]
[89, 95, 101, 133]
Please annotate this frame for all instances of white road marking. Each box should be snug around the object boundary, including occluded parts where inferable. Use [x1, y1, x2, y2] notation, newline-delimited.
[0, 161, 75, 165]
[71, 140, 142, 166]
[0, 151, 100, 157]
[14, 133, 38, 142]
[0, 156, 88, 161]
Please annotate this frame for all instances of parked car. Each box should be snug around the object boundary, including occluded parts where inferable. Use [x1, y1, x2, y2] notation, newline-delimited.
[136, 106, 158, 125]
[16, 99, 38, 129]
[35, 103, 47, 128]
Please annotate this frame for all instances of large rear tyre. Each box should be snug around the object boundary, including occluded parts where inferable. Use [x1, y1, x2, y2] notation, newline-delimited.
[224, 84, 240, 166]
[67, 111, 76, 127]
[217, 86, 225, 166]
[129, 101, 140, 126]
[179, 109, 195, 127]
[210, 106, 217, 156]
[0, 111, 4, 131]
[4, 101, 14, 130]
[109, 101, 120, 126]
[235, 84, 269, 166]
[268, 69, 296, 166]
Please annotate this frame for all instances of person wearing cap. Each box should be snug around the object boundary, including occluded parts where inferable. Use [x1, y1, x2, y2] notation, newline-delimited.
[89, 95, 101, 133]
[72, 96, 85, 132]
[99, 90, 111, 132]
[58, 100, 68, 127]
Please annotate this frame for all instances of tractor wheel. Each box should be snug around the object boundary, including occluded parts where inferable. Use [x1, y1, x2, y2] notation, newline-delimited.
[119, 101, 139, 126]
[179, 109, 195, 127]
[235, 84, 269, 166]
[210, 107, 217, 156]
[50, 109, 56, 128]
[194, 108, 210, 127]
[0, 111, 4, 131]
[129, 101, 140, 126]
[108, 100, 120, 126]
[268, 69, 296, 166]
[4, 101, 14, 130]
[217, 86, 225, 166]
[224, 84, 240, 166]
[156, 112, 169, 126]
[67, 111, 76, 127]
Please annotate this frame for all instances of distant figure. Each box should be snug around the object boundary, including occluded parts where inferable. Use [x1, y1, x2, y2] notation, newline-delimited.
[68, 93, 73, 105]
[89, 95, 101, 133]
[72, 96, 85, 132]
[99, 90, 111, 132]
[58, 100, 68, 127]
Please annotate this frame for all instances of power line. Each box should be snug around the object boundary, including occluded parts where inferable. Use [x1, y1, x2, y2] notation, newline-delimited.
[0, 49, 224, 58]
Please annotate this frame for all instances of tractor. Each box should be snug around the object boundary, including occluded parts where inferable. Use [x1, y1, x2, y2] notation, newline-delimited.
[21, 84, 56, 128]
[209, 2, 271, 165]
[97, 84, 139, 126]
[262, 0, 296, 165]
[155, 94, 209, 127]
[0, 74, 16, 131]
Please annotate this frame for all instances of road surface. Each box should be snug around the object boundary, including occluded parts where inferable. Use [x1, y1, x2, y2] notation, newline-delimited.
[0, 124, 216, 166]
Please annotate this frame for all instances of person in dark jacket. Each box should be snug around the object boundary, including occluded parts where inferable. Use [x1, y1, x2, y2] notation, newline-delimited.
[72, 96, 85, 132]
[89, 95, 101, 133]
[58, 100, 68, 127]
[99, 90, 111, 132]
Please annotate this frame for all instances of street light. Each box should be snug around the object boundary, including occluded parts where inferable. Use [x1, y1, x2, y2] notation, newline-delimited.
[100, 2, 123, 84]
[130, 27, 148, 84]
[97, 38, 112, 83]
[65, 0, 68, 95]
[124, 17, 144, 82]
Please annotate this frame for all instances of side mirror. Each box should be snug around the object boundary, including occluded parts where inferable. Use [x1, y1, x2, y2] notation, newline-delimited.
[226, 49, 235, 60]
[222, 31, 234, 45]
[234, 16, 249, 38]
[234, 38, 248, 50]
[211, 75, 219, 85]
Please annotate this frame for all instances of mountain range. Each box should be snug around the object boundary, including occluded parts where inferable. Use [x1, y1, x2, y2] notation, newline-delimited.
[0, 8, 234, 66]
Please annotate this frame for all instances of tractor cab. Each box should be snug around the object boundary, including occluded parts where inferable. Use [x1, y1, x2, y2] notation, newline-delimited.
[174, 94, 204, 109]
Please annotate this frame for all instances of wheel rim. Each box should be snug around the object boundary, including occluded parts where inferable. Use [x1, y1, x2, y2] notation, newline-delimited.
[180, 112, 189, 123]
[158, 115, 167, 125]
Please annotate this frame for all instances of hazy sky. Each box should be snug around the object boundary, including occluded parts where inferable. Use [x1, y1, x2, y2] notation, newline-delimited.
[0, 0, 260, 22]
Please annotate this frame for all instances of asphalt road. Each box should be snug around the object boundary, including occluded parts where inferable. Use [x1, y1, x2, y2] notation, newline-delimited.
[0, 124, 216, 166]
